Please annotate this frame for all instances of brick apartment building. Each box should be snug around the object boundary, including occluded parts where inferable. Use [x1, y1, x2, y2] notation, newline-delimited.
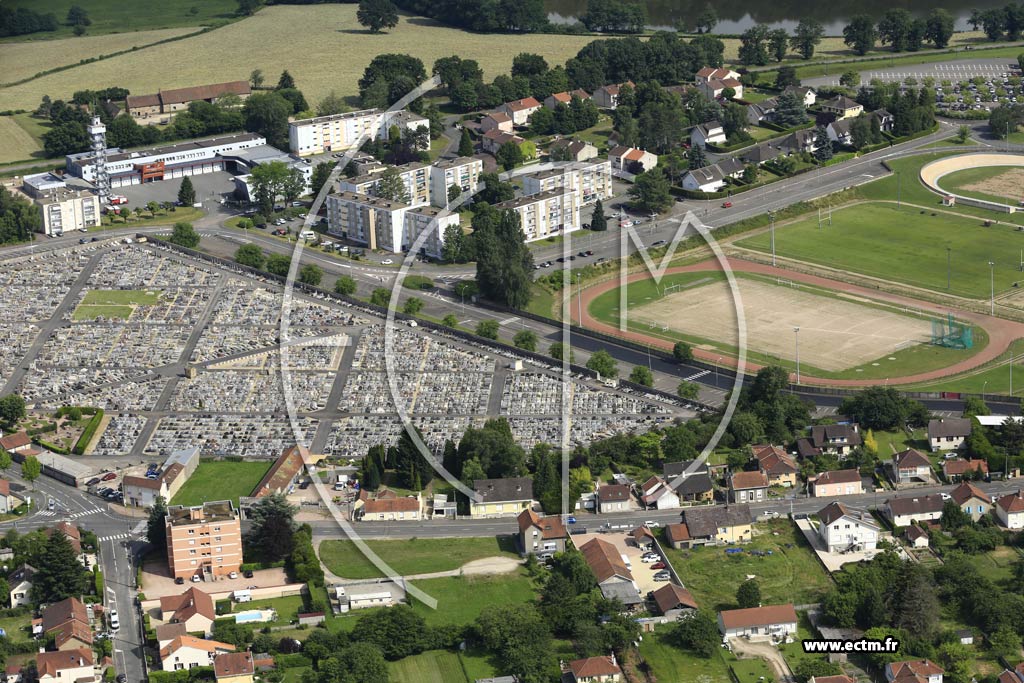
[165, 501, 242, 580]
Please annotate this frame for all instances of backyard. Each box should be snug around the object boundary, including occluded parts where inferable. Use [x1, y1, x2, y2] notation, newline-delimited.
[169, 460, 272, 507]
[318, 536, 520, 580]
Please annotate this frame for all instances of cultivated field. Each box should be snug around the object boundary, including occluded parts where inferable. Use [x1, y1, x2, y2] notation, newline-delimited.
[945, 166, 1024, 203]
[4, 0, 237, 39]
[0, 5, 601, 111]
[0, 27, 197, 85]
[735, 201, 1024, 298]
[629, 276, 930, 372]
[0, 116, 43, 163]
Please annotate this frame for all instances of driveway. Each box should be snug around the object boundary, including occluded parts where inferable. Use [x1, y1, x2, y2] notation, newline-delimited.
[139, 561, 288, 599]
[730, 636, 795, 683]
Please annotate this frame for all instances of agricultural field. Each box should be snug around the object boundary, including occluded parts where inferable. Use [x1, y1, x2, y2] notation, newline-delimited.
[0, 5, 601, 112]
[3, 0, 238, 39]
[735, 201, 1024, 298]
[169, 460, 272, 506]
[0, 116, 43, 164]
[318, 536, 520, 580]
[659, 520, 832, 612]
[940, 165, 1024, 204]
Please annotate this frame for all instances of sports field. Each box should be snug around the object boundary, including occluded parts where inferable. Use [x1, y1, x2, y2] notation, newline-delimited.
[735, 201, 1024, 299]
[629, 276, 930, 372]
[72, 289, 161, 320]
[0, 5, 601, 111]
[941, 166, 1024, 204]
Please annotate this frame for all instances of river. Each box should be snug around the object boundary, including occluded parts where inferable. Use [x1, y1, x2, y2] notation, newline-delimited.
[545, 0, 1009, 34]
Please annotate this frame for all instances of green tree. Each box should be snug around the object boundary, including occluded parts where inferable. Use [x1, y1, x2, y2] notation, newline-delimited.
[243, 92, 292, 149]
[352, 605, 430, 660]
[586, 349, 618, 379]
[334, 275, 357, 296]
[310, 162, 333, 198]
[66, 5, 90, 26]
[670, 610, 720, 657]
[375, 167, 411, 203]
[476, 320, 500, 339]
[839, 70, 861, 88]
[146, 496, 168, 552]
[250, 69, 264, 89]
[168, 222, 200, 249]
[21, 455, 40, 488]
[513, 329, 538, 352]
[813, 126, 833, 163]
[298, 264, 323, 286]
[989, 627, 1021, 662]
[791, 19, 824, 59]
[337, 643, 388, 683]
[234, 244, 265, 269]
[956, 125, 971, 143]
[688, 143, 708, 170]
[794, 660, 843, 683]
[177, 176, 196, 206]
[457, 127, 474, 156]
[629, 365, 653, 387]
[447, 184, 462, 205]
[0, 394, 26, 429]
[0, 450, 11, 473]
[496, 141, 525, 170]
[246, 493, 297, 562]
[276, 70, 296, 90]
[266, 253, 291, 277]
[249, 160, 295, 215]
[316, 91, 347, 116]
[677, 381, 699, 399]
[549, 342, 575, 362]
[768, 28, 789, 62]
[773, 90, 807, 127]
[590, 199, 607, 231]
[473, 207, 534, 309]
[442, 313, 458, 327]
[878, 9, 914, 52]
[32, 529, 88, 603]
[775, 66, 800, 88]
[357, 0, 399, 33]
[370, 288, 391, 307]
[738, 24, 770, 65]
[694, 5, 717, 33]
[736, 578, 761, 608]
[236, 0, 260, 16]
[843, 15, 878, 55]
[925, 8, 955, 48]
[402, 297, 423, 315]
[627, 167, 672, 213]
[962, 396, 989, 418]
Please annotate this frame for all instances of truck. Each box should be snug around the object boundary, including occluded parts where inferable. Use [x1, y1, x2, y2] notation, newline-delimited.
[109, 195, 128, 205]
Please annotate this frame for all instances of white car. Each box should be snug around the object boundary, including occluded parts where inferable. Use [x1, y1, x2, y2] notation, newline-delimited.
[641, 555, 659, 563]
[940, 492, 952, 501]
[228, 571, 238, 579]
[191, 574, 201, 582]
[109, 610, 119, 630]
[381, 259, 393, 265]
[644, 521, 659, 528]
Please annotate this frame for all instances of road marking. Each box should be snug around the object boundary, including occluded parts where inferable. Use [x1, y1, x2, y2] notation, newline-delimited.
[683, 369, 710, 381]
[99, 533, 133, 542]
[499, 316, 520, 326]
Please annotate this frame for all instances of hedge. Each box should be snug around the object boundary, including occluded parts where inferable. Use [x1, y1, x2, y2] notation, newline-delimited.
[758, 119, 815, 133]
[94, 567, 103, 596]
[148, 667, 214, 683]
[26, 423, 57, 437]
[673, 186, 730, 200]
[35, 439, 69, 455]
[72, 409, 104, 455]
[706, 137, 757, 154]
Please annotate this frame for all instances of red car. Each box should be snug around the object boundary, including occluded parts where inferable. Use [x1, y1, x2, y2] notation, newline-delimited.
[650, 562, 666, 570]
[101, 472, 118, 482]
[721, 201, 733, 208]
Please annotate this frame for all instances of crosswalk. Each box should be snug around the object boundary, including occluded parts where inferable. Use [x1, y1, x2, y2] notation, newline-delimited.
[98, 532, 133, 543]
[683, 369, 710, 381]
[69, 508, 104, 519]
[34, 507, 103, 519]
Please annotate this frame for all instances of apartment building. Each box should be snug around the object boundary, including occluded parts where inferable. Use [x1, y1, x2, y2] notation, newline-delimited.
[495, 187, 581, 242]
[429, 156, 483, 207]
[34, 189, 100, 237]
[403, 205, 460, 259]
[339, 161, 431, 206]
[165, 501, 242, 580]
[327, 191, 457, 257]
[521, 159, 612, 205]
[288, 109, 428, 156]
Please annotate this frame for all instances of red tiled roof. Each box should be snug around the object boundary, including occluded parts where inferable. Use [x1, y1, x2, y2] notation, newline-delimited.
[665, 522, 691, 544]
[516, 509, 567, 540]
[363, 497, 419, 514]
[484, 112, 511, 123]
[894, 449, 932, 469]
[943, 459, 989, 478]
[887, 660, 944, 682]
[36, 649, 92, 678]
[159, 635, 234, 659]
[251, 445, 306, 498]
[0, 432, 30, 451]
[949, 481, 991, 505]
[214, 651, 254, 679]
[997, 490, 1024, 514]
[812, 677, 855, 683]
[160, 586, 215, 623]
[504, 97, 541, 111]
[730, 471, 769, 490]
[579, 537, 632, 583]
[814, 469, 861, 486]
[158, 81, 251, 106]
[52, 619, 93, 649]
[123, 475, 161, 490]
[569, 656, 622, 678]
[719, 604, 797, 630]
[652, 583, 699, 614]
[598, 484, 630, 501]
[0, 479, 10, 496]
[42, 597, 88, 633]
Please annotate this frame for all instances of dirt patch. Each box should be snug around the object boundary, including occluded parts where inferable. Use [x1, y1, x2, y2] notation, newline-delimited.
[960, 167, 1024, 201]
[729, 638, 794, 682]
[630, 278, 930, 372]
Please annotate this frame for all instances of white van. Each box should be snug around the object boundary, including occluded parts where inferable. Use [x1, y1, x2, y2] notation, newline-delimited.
[234, 589, 252, 603]
[299, 230, 315, 240]
[620, 553, 632, 570]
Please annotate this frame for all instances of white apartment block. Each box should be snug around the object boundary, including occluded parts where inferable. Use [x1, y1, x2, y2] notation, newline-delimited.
[288, 109, 429, 156]
[521, 159, 612, 205]
[429, 156, 484, 208]
[496, 188, 581, 242]
[35, 189, 101, 237]
[326, 191, 457, 257]
[339, 161, 431, 207]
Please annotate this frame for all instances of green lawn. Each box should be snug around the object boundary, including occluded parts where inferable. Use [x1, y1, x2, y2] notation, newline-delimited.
[940, 165, 1023, 204]
[318, 536, 520, 580]
[911, 339, 1024, 394]
[280, 667, 311, 683]
[0, 612, 33, 642]
[922, 136, 974, 149]
[736, 200, 1024, 298]
[231, 594, 305, 626]
[660, 520, 832, 612]
[638, 630, 733, 683]
[965, 545, 1022, 585]
[71, 304, 134, 321]
[81, 289, 161, 306]
[170, 461, 272, 507]
[747, 125, 781, 141]
[457, 647, 501, 682]
[3, 0, 238, 39]
[408, 572, 537, 627]
[724, 648, 776, 683]
[873, 429, 928, 456]
[388, 650, 468, 683]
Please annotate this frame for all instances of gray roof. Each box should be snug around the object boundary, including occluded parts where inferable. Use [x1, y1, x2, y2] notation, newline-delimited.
[742, 144, 782, 164]
[811, 424, 862, 448]
[928, 418, 973, 439]
[886, 494, 944, 517]
[473, 477, 533, 503]
[599, 581, 643, 605]
[664, 460, 709, 478]
[682, 504, 752, 538]
[673, 473, 714, 496]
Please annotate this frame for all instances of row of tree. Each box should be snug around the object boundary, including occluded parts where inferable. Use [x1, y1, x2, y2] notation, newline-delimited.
[737, 20, 827, 65]
[0, 188, 39, 246]
[842, 8, 957, 56]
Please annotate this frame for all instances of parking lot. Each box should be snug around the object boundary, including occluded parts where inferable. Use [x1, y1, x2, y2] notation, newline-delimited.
[571, 528, 671, 595]
[116, 171, 239, 209]
[139, 562, 289, 600]
[807, 58, 1021, 88]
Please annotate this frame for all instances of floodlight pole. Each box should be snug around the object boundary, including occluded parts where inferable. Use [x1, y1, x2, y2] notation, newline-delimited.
[989, 261, 996, 315]
[794, 326, 801, 385]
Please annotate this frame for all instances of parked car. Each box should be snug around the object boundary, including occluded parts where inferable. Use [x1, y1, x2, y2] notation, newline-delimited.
[653, 571, 671, 581]
[101, 472, 117, 482]
[651, 562, 667, 570]
[191, 574, 201, 583]
[243, 569, 254, 579]
[86, 477, 101, 487]
[174, 577, 184, 585]
[644, 521, 659, 528]
[228, 571, 238, 579]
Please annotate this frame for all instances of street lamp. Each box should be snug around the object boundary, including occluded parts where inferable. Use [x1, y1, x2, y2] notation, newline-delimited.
[989, 260, 996, 315]
[983, 380, 989, 401]
[769, 210, 776, 267]
[946, 246, 951, 291]
[794, 327, 801, 385]
[576, 273, 582, 324]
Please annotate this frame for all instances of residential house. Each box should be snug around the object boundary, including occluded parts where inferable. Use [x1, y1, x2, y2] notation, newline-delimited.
[543, 89, 590, 109]
[251, 444, 307, 499]
[470, 478, 533, 518]
[928, 418, 972, 452]
[905, 525, 929, 548]
[481, 129, 529, 156]
[41, 597, 89, 636]
[51, 619, 93, 651]
[662, 460, 714, 504]
[516, 509, 568, 557]
[871, 109, 894, 132]
[479, 112, 513, 134]
[746, 98, 779, 126]
[664, 523, 693, 550]
[694, 67, 743, 100]
[817, 501, 879, 553]
[884, 494, 945, 527]
[998, 664, 1024, 683]
[359, 495, 421, 521]
[811, 677, 854, 683]
[160, 635, 235, 671]
[809, 470, 863, 497]
[951, 482, 993, 524]
[752, 445, 798, 487]
[783, 85, 817, 107]
[564, 655, 623, 682]
[597, 484, 631, 513]
[943, 458, 988, 483]
[779, 128, 817, 155]
[0, 432, 31, 455]
[547, 138, 598, 162]
[796, 424, 862, 459]
[45, 521, 82, 555]
[592, 82, 635, 110]
[690, 121, 726, 149]
[651, 583, 699, 619]
[996, 490, 1024, 529]
[0, 480, 22, 515]
[7, 564, 34, 607]
[675, 504, 753, 548]
[741, 143, 783, 166]
[820, 96, 864, 120]
[718, 604, 798, 638]
[729, 471, 769, 503]
[155, 623, 188, 649]
[827, 118, 856, 146]
[159, 587, 216, 636]
[214, 651, 255, 683]
[889, 449, 935, 486]
[630, 527, 655, 552]
[885, 660, 944, 683]
[36, 649, 94, 683]
[680, 158, 745, 193]
[607, 146, 657, 174]
[695, 67, 741, 86]
[578, 538, 641, 610]
[640, 476, 679, 510]
[498, 98, 542, 127]
[5, 663, 22, 683]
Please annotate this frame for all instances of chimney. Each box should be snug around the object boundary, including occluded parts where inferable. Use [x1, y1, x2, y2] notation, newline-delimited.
[610, 652, 617, 666]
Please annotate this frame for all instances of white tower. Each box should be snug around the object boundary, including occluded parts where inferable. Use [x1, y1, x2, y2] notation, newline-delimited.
[87, 116, 110, 202]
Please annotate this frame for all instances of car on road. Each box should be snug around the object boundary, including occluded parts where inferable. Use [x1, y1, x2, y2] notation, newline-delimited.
[556, 257, 566, 263]
[243, 569, 254, 579]
[77, 228, 88, 233]
[652, 240, 666, 247]
[721, 201, 733, 208]
[116, 675, 127, 683]
[566, 516, 576, 524]
[291, 201, 303, 207]
[101, 472, 117, 482]
[585, 250, 594, 256]
[48, 498, 55, 511]
[578, 251, 588, 257]
[79, 238, 88, 244]
[109, 610, 119, 630]
[381, 259, 393, 265]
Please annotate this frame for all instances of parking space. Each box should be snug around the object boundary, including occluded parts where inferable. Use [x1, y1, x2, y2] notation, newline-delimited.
[571, 528, 671, 595]
[139, 561, 289, 600]
[808, 58, 1022, 89]
[117, 171, 239, 208]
